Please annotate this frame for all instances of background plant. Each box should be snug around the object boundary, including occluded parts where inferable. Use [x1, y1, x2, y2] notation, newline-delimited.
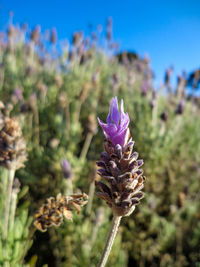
[0, 17, 199, 267]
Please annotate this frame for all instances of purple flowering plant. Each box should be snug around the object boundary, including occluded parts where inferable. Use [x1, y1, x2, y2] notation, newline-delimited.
[96, 96, 145, 266]
[61, 159, 72, 179]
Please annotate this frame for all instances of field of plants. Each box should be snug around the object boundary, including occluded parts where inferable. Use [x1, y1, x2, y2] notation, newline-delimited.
[0, 18, 200, 267]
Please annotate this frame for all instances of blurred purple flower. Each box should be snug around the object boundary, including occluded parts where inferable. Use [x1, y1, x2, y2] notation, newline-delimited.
[98, 97, 130, 147]
[164, 67, 173, 85]
[136, 61, 142, 72]
[61, 159, 72, 179]
[13, 88, 23, 101]
[175, 99, 185, 115]
[160, 111, 168, 121]
[141, 80, 148, 96]
[150, 90, 157, 108]
[92, 71, 99, 84]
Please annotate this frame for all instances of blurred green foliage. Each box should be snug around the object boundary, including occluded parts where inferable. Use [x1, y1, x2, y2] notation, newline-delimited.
[0, 20, 199, 267]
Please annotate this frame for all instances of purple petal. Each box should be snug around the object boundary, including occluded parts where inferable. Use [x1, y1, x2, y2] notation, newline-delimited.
[98, 118, 117, 137]
[111, 97, 120, 125]
[61, 159, 72, 179]
[106, 100, 112, 123]
[137, 160, 144, 167]
[112, 128, 128, 147]
[62, 159, 71, 170]
[120, 99, 126, 122]
[98, 97, 130, 147]
[119, 100, 130, 129]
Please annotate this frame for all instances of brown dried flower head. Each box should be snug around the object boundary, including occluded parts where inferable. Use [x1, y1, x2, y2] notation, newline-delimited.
[34, 193, 88, 232]
[0, 117, 27, 170]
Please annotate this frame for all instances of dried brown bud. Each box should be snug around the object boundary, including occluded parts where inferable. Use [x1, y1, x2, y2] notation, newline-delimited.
[50, 28, 57, 44]
[8, 25, 15, 38]
[178, 192, 185, 208]
[72, 32, 83, 46]
[58, 92, 68, 108]
[34, 193, 88, 232]
[0, 117, 27, 170]
[30, 25, 40, 42]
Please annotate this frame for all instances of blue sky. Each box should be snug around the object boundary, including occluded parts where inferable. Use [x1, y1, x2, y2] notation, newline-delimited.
[1, 0, 200, 86]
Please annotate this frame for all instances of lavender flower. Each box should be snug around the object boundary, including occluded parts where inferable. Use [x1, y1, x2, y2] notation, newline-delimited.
[97, 97, 130, 147]
[11, 88, 23, 104]
[96, 97, 145, 217]
[61, 159, 72, 179]
[175, 99, 185, 115]
[13, 88, 23, 101]
[141, 80, 148, 96]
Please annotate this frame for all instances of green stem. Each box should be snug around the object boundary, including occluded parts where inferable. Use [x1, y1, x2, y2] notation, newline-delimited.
[9, 187, 18, 231]
[80, 132, 93, 160]
[33, 106, 40, 147]
[151, 101, 157, 130]
[64, 179, 73, 195]
[74, 101, 82, 122]
[65, 101, 70, 141]
[86, 180, 95, 215]
[3, 169, 15, 240]
[97, 216, 122, 267]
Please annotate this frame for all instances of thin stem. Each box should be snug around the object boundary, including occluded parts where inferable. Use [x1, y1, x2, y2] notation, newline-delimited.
[98, 216, 122, 267]
[64, 179, 73, 195]
[3, 169, 15, 240]
[83, 208, 103, 254]
[0, 64, 5, 91]
[176, 84, 182, 101]
[151, 101, 157, 130]
[33, 106, 40, 147]
[26, 113, 33, 142]
[74, 101, 82, 122]
[80, 132, 93, 159]
[2, 168, 8, 200]
[65, 101, 70, 141]
[9, 188, 18, 230]
[90, 208, 104, 246]
[86, 180, 95, 215]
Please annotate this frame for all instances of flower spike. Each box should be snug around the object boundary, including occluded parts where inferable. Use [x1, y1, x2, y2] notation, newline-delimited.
[96, 97, 145, 217]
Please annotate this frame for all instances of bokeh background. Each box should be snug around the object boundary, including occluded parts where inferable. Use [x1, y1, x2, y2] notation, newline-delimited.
[1, 0, 200, 87]
[0, 1, 200, 267]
